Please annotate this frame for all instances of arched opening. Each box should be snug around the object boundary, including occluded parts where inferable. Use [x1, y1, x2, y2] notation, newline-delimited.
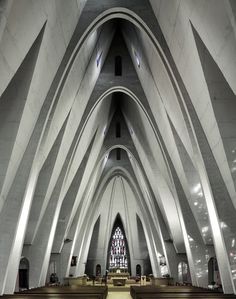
[48, 260, 59, 285]
[109, 226, 128, 269]
[178, 261, 188, 284]
[115, 55, 122, 76]
[208, 257, 221, 288]
[159, 255, 169, 277]
[19, 257, 29, 290]
[85, 216, 101, 277]
[136, 215, 152, 276]
[107, 214, 131, 273]
[136, 264, 141, 276]
[96, 264, 101, 277]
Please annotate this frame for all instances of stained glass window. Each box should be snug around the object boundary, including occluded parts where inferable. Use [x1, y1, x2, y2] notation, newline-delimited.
[109, 227, 128, 269]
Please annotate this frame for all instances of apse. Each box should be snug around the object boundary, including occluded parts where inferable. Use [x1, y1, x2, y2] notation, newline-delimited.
[107, 214, 130, 273]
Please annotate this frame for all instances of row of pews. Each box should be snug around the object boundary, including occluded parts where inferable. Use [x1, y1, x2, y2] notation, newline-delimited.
[2, 286, 108, 299]
[130, 286, 236, 299]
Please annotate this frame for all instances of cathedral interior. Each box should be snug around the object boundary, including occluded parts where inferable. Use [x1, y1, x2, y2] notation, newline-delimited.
[1, 0, 236, 296]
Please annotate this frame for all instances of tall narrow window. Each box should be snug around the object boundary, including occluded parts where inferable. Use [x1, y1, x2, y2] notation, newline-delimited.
[96, 51, 103, 67]
[134, 50, 140, 68]
[109, 227, 128, 269]
[115, 56, 122, 76]
[116, 148, 121, 160]
[116, 122, 121, 138]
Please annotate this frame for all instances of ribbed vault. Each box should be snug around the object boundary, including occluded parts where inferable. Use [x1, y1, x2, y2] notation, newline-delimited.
[0, 0, 236, 296]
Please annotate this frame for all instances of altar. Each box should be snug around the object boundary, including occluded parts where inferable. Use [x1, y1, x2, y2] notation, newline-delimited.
[112, 277, 127, 286]
[108, 270, 129, 286]
[108, 272, 129, 279]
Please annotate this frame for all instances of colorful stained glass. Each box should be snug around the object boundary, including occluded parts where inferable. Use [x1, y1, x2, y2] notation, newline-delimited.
[109, 227, 128, 269]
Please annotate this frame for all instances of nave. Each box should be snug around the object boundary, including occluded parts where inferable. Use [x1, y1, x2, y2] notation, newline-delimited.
[1, 0, 236, 296]
[3, 285, 236, 299]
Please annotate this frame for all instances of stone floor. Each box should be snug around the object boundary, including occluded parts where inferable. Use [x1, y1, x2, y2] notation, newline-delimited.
[107, 292, 132, 299]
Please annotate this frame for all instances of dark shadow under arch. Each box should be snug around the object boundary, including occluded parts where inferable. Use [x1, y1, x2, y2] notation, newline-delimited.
[96, 264, 101, 276]
[19, 257, 29, 290]
[136, 264, 141, 276]
[115, 55, 122, 76]
[136, 214, 152, 275]
[208, 257, 221, 287]
[85, 216, 101, 277]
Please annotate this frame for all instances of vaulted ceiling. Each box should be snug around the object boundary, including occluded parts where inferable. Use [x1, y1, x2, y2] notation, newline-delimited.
[0, 0, 236, 295]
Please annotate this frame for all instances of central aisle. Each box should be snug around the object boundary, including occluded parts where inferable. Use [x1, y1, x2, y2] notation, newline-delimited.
[107, 291, 132, 299]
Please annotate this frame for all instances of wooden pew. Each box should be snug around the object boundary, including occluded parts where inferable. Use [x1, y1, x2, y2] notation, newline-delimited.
[134, 294, 236, 298]
[135, 297, 236, 299]
[18, 286, 107, 293]
[12, 286, 108, 299]
[3, 296, 100, 299]
[130, 286, 231, 299]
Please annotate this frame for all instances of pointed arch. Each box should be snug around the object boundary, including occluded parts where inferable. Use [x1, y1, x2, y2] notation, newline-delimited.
[85, 215, 101, 277]
[18, 257, 29, 291]
[106, 213, 131, 273]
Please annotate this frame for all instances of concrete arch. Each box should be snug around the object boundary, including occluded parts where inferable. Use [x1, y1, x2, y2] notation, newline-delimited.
[87, 171, 161, 276]
[67, 86, 172, 181]
[47, 5, 191, 184]
[23, 5, 233, 292]
[53, 7, 172, 104]
[78, 164, 165, 276]
[2, 1, 236, 295]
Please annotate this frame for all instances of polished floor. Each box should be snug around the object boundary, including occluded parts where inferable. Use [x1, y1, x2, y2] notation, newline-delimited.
[107, 292, 131, 299]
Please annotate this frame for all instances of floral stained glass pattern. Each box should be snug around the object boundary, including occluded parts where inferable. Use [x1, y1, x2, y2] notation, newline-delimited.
[109, 227, 128, 269]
